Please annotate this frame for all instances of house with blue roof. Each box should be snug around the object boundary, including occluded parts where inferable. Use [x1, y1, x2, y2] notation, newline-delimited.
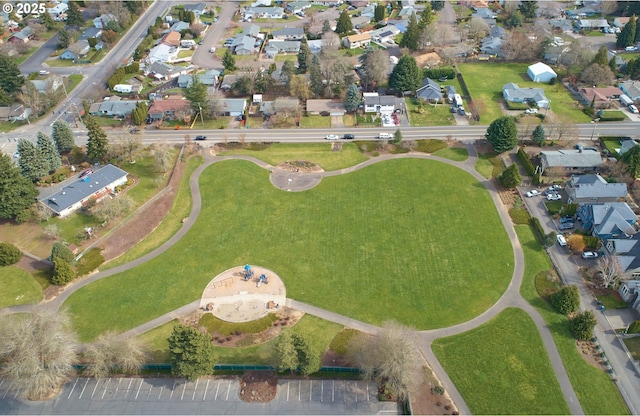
[38, 165, 129, 217]
[221, 99, 248, 116]
[577, 202, 637, 239]
[565, 174, 627, 204]
[170, 21, 190, 32]
[416, 78, 442, 102]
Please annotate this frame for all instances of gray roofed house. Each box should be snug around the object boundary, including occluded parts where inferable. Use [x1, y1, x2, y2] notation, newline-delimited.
[603, 234, 640, 280]
[473, 8, 496, 19]
[488, 26, 506, 39]
[0, 105, 31, 121]
[480, 36, 502, 56]
[361, 4, 376, 18]
[264, 40, 301, 56]
[177, 69, 221, 88]
[618, 138, 638, 156]
[619, 80, 640, 101]
[244, 6, 284, 19]
[170, 21, 190, 32]
[184, 3, 207, 16]
[285, 1, 311, 14]
[30, 77, 62, 94]
[540, 150, 603, 173]
[306, 99, 346, 115]
[577, 202, 637, 239]
[80, 27, 102, 40]
[550, 19, 574, 32]
[416, 77, 442, 102]
[233, 36, 256, 55]
[271, 27, 305, 41]
[147, 61, 180, 79]
[221, 99, 248, 116]
[502, 83, 549, 108]
[38, 164, 129, 217]
[364, 95, 397, 113]
[242, 24, 261, 38]
[93, 100, 145, 118]
[565, 173, 627, 204]
[574, 19, 610, 31]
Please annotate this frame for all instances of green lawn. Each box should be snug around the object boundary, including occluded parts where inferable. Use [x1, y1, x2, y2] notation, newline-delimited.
[622, 337, 640, 361]
[275, 54, 297, 62]
[64, 159, 513, 341]
[457, 63, 590, 125]
[66, 74, 83, 93]
[0, 266, 43, 308]
[433, 147, 468, 161]
[433, 307, 570, 415]
[219, 142, 368, 171]
[516, 225, 629, 415]
[177, 50, 194, 59]
[299, 115, 332, 128]
[405, 99, 456, 126]
[136, 319, 179, 363]
[475, 151, 504, 179]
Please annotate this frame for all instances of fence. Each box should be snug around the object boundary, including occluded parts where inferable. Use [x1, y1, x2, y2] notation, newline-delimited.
[140, 364, 362, 373]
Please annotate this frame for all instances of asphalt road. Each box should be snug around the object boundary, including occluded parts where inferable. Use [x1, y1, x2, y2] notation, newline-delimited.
[191, 4, 238, 68]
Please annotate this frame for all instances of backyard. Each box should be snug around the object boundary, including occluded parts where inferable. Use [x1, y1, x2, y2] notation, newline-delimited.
[405, 98, 456, 126]
[64, 158, 513, 341]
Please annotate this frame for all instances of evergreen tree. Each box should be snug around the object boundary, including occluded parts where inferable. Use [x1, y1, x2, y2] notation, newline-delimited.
[389, 54, 421, 93]
[418, 3, 433, 28]
[85, 116, 109, 163]
[294, 334, 320, 376]
[281, 60, 296, 87]
[570, 311, 597, 341]
[66, 1, 84, 27]
[374, 4, 386, 22]
[622, 144, 640, 178]
[507, 11, 523, 28]
[36, 132, 61, 173]
[222, 48, 236, 72]
[17, 139, 48, 182]
[497, 164, 522, 188]
[593, 45, 609, 67]
[42, 12, 56, 30]
[518, 0, 538, 20]
[297, 38, 310, 74]
[57, 28, 74, 49]
[532, 124, 545, 146]
[609, 56, 618, 74]
[52, 120, 75, 153]
[185, 76, 207, 113]
[131, 101, 148, 125]
[51, 257, 76, 286]
[0, 242, 22, 266]
[485, 116, 518, 153]
[636, 19, 640, 43]
[0, 153, 38, 220]
[168, 324, 216, 380]
[51, 241, 75, 264]
[400, 12, 419, 50]
[617, 15, 636, 49]
[322, 19, 331, 33]
[344, 83, 361, 112]
[550, 285, 580, 315]
[430, 0, 444, 11]
[309, 55, 324, 97]
[0, 53, 25, 95]
[335, 10, 353, 34]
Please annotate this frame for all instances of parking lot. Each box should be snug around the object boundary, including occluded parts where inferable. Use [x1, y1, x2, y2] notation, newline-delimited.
[0, 377, 400, 415]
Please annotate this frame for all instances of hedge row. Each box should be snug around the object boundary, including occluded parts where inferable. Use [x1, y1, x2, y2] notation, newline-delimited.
[530, 217, 545, 245]
[517, 147, 535, 176]
[423, 66, 456, 81]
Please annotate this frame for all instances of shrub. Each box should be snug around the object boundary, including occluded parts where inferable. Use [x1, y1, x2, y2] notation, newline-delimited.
[517, 148, 536, 176]
[431, 385, 445, 395]
[627, 320, 640, 334]
[76, 248, 104, 276]
[390, 146, 410, 154]
[570, 311, 597, 341]
[584, 236, 600, 249]
[51, 257, 76, 285]
[598, 111, 626, 121]
[530, 218, 545, 245]
[199, 313, 277, 336]
[498, 164, 522, 188]
[0, 242, 22, 266]
[422, 67, 456, 80]
[550, 285, 580, 315]
[50, 241, 75, 264]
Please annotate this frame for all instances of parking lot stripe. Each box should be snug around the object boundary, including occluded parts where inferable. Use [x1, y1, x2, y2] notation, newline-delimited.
[101, 378, 110, 399]
[310, 380, 313, 401]
[181, 381, 187, 400]
[225, 380, 231, 400]
[170, 380, 176, 398]
[332, 380, 335, 402]
[355, 382, 358, 402]
[158, 387, 163, 400]
[366, 382, 370, 401]
[147, 383, 153, 400]
[0, 380, 4, 389]
[192, 379, 199, 400]
[78, 378, 89, 399]
[286, 381, 290, 401]
[203, 379, 210, 401]
[2, 382, 14, 399]
[123, 379, 133, 399]
[91, 379, 100, 398]
[214, 380, 220, 400]
[67, 378, 79, 399]
[134, 379, 143, 400]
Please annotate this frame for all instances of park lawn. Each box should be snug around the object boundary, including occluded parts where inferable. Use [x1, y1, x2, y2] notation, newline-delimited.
[137, 319, 179, 363]
[457, 63, 589, 124]
[405, 99, 456, 126]
[0, 220, 54, 259]
[219, 142, 368, 171]
[64, 159, 513, 341]
[516, 226, 629, 415]
[433, 147, 468, 162]
[123, 150, 178, 206]
[0, 266, 43, 308]
[433, 307, 570, 415]
[299, 115, 332, 128]
[475, 151, 504, 179]
[103, 156, 202, 269]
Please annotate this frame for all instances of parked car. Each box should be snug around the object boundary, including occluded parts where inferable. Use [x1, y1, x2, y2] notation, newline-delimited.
[525, 108, 539, 114]
[549, 184, 563, 191]
[544, 188, 559, 196]
[343, 134, 355, 140]
[38, 70, 50, 75]
[630, 105, 639, 114]
[378, 132, 394, 139]
[198, 40, 204, 45]
[582, 251, 598, 259]
[194, 135, 207, 140]
[525, 190, 541, 197]
[547, 193, 562, 201]
[559, 222, 575, 230]
[458, 107, 466, 116]
[450, 106, 457, 113]
[325, 134, 339, 140]
[79, 169, 93, 178]
[560, 215, 574, 224]
[557, 234, 567, 247]
[129, 128, 140, 134]
[209, 47, 216, 53]
[625, 46, 638, 52]
[319, 111, 330, 116]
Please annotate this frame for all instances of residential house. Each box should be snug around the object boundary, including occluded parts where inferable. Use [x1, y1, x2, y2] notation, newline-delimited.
[544, 45, 566, 65]
[540, 150, 603, 175]
[244, 7, 284, 19]
[364, 94, 396, 114]
[308, 39, 323, 54]
[93, 13, 116, 29]
[577, 202, 637, 239]
[0, 105, 31, 122]
[619, 80, 640, 101]
[8, 26, 33, 43]
[608, 51, 627, 71]
[271, 27, 305, 41]
[312, 0, 342, 5]
[416, 78, 442, 102]
[60, 40, 91, 60]
[480, 35, 503, 57]
[566, 7, 597, 18]
[221, 99, 248, 116]
[361, 4, 376, 18]
[148, 98, 192, 121]
[48, 3, 68, 18]
[160, 31, 181, 47]
[603, 234, 640, 280]
[177, 69, 221, 88]
[233, 36, 256, 55]
[369, 25, 400, 43]
[578, 86, 623, 108]
[614, 17, 630, 28]
[80, 27, 102, 41]
[527, 62, 557, 83]
[30, 77, 62, 94]
[502, 83, 550, 108]
[89, 99, 145, 118]
[550, 19, 574, 33]
[306, 99, 346, 116]
[574, 19, 610, 31]
[170, 21, 190, 32]
[252, 0, 271, 6]
[184, 3, 207, 17]
[398, 6, 415, 19]
[343, 33, 371, 49]
[286, 1, 312, 14]
[146, 44, 178, 64]
[619, 280, 640, 312]
[242, 24, 261, 38]
[618, 138, 638, 156]
[38, 164, 129, 218]
[273, 97, 299, 115]
[473, 7, 496, 19]
[146, 61, 185, 80]
[565, 173, 627, 204]
[264, 40, 301, 56]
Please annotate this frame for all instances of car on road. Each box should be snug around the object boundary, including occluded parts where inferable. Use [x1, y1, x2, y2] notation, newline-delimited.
[547, 193, 562, 201]
[209, 47, 216, 53]
[557, 234, 567, 246]
[378, 132, 393, 139]
[194, 135, 207, 140]
[559, 222, 575, 230]
[325, 134, 339, 140]
[79, 169, 93, 178]
[525, 190, 541, 197]
[198, 40, 204, 45]
[582, 251, 598, 259]
[129, 128, 140, 134]
[343, 134, 355, 140]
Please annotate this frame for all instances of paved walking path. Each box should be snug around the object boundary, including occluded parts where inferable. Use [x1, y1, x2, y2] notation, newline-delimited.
[0, 145, 586, 414]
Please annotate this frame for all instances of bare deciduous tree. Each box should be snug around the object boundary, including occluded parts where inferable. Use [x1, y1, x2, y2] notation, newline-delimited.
[560, 39, 595, 73]
[151, 143, 173, 172]
[92, 195, 135, 223]
[468, 17, 490, 41]
[189, 23, 205, 38]
[289, 75, 312, 102]
[321, 31, 340, 54]
[359, 48, 390, 91]
[347, 321, 422, 401]
[84, 331, 146, 378]
[502, 31, 543, 61]
[43, 224, 60, 239]
[596, 256, 628, 288]
[580, 63, 615, 86]
[0, 311, 78, 400]
[206, 90, 225, 118]
[601, 0, 618, 16]
[18, 82, 45, 116]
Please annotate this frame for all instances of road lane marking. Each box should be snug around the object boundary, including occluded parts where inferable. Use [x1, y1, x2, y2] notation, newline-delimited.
[192, 379, 198, 400]
[310, 380, 312, 401]
[298, 380, 301, 401]
[101, 378, 110, 399]
[202, 379, 210, 401]
[135, 379, 143, 400]
[67, 378, 79, 399]
[91, 379, 100, 398]
[78, 378, 89, 399]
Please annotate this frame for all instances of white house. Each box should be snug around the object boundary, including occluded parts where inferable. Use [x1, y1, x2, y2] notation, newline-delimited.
[244, 7, 284, 19]
[38, 165, 129, 218]
[146, 44, 178, 64]
[527, 62, 557, 83]
[364, 93, 396, 114]
[48, 3, 68, 17]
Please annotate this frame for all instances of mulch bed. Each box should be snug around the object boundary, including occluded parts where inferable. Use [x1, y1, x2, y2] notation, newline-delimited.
[239, 371, 277, 402]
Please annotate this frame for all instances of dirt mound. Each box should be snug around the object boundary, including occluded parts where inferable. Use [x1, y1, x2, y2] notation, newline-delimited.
[239, 371, 277, 402]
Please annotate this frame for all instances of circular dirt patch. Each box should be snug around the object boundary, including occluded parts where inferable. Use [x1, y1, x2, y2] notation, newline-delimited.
[239, 371, 277, 402]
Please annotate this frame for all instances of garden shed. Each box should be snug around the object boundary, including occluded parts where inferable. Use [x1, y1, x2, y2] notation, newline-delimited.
[527, 62, 557, 83]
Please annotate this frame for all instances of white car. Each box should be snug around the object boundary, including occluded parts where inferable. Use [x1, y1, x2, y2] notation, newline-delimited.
[630, 105, 639, 114]
[582, 251, 598, 259]
[378, 132, 393, 139]
[38, 70, 50, 75]
[547, 193, 562, 201]
[209, 47, 216, 53]
[557, 234, 567, 247]
[525, 190, 541, 197]
[525, 108, 538, 114]
[325, 134, 339, 140]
